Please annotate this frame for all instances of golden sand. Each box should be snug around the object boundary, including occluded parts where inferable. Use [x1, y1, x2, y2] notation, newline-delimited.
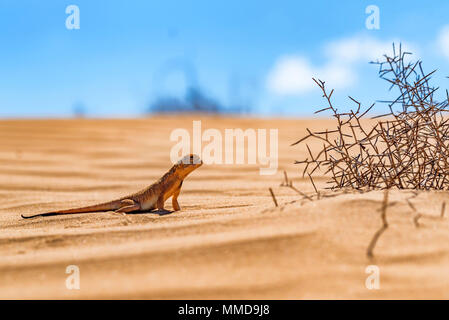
[0, 116, 448, 299]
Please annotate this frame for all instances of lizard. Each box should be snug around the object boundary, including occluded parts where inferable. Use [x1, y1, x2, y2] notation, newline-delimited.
[21, 154, 202, 219]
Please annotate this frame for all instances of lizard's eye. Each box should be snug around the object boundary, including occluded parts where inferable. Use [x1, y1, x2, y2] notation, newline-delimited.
[178, 154, 202, 166]
[189, 154, 202, 165]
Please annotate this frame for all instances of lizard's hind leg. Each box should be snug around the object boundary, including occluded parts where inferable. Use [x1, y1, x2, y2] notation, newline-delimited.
[115, 199, 141, 213]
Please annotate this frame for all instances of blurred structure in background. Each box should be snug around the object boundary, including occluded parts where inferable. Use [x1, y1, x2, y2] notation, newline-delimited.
[72, 101, 87, 118]
[228, 74, 256, 114]
[150, 86, 221, 114]
[148, 58, 252, 114]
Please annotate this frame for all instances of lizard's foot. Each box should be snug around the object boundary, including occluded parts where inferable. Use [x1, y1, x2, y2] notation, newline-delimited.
[155, 208, 172, 216]
[110, 211, 132, 224]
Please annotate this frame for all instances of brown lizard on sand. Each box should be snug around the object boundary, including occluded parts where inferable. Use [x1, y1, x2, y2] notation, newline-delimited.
[21, 154, 202, 219]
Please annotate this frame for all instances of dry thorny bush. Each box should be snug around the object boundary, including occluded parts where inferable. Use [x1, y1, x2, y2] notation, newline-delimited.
[271, 44, 449, 258]
[293, 44, 449, 191]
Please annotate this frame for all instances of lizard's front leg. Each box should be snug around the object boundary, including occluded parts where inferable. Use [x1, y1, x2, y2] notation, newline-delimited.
[172, 180, 183, 211]
[172, 186, 181, 211]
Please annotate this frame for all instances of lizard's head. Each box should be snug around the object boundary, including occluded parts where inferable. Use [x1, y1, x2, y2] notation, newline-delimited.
[175, 154, 202, 177]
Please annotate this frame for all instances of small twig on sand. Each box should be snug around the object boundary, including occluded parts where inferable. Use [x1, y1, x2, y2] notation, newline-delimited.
[283, 170, 289, 185]
[413, 213, 422, 228]
[307, 173, 318, 194]
[269, 188, 278, 207]
[367, 189, 389, 259]
[280, 170, 313, 201]
[441, 202, 446, 218]
[406, 199, 417, 212]
[289, 185, 314, 201]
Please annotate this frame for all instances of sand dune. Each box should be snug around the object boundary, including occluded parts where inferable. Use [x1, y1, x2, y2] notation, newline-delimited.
[0, 116, 449, 299]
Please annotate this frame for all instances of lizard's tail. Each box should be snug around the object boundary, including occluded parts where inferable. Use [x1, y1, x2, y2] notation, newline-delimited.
[21, 201, 122, 219]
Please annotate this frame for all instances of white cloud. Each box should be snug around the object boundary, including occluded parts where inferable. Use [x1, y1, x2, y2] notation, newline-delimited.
[319, 62, 356, 88]
[266, 56, 356, 95]
[326, 36, 417, 64]
[266, 56, 314, 94]
[267, 35, 416, 96]
[437, 25, 449, 60]
[326, 36, 392, 63]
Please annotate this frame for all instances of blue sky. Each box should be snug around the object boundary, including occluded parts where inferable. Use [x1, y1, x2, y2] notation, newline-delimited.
[2, 0, 449, 117]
